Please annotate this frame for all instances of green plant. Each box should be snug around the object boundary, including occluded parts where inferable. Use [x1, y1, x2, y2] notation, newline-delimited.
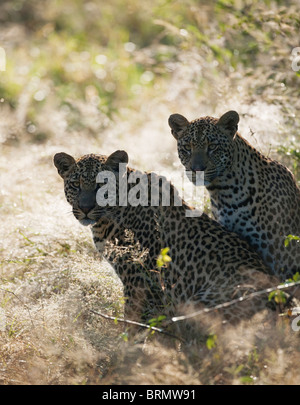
[157, 247, 172, 269]
[284, 234, 300, 247]
[206, 333, 217, 350]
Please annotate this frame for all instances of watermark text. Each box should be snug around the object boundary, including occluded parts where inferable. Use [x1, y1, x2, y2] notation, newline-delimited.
[291, 47, 300, 72]
[96, 165, 205, 217]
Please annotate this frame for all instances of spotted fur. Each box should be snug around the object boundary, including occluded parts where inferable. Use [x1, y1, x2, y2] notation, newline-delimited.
[54, 150, 297, 325]
[54, 152, 164, 320]
[169, 111, 300, 279]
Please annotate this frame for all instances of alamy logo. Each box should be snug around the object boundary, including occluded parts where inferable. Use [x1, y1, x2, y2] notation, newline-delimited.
[0, 47, 6, 71]
[95, 165, 205, 217]
[291, 47, 300, 72]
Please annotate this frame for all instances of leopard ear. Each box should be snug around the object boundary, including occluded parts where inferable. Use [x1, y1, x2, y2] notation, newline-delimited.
[105, 150, 129, 171]
[168, 114, 190, 140]
[54, 152, 76, 179]
[216, 110, 239, 139]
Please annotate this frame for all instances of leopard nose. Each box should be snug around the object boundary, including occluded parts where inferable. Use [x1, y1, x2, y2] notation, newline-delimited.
[191, 165, 206, 172]
[79, 192, 96, 215]
[191, 161, 207, 172]
[190, 152, 207, 172]
[80, 205, 93, 215]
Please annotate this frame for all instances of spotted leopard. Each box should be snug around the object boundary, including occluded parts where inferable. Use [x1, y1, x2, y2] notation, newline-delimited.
[169, 110, 300, 279]
[54, 150, 297, 325]
[54, 152, 164, 320]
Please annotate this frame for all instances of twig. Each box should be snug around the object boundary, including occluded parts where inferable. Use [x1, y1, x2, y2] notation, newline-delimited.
[171, 280, 300, 322]
[89, 309, 185, 342]
[91, 281, 300, 342]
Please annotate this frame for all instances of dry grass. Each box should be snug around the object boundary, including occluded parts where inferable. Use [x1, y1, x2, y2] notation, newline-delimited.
[1, 0, 300, 385]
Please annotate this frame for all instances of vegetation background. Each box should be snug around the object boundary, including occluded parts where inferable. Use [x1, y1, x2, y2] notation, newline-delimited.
[0, 0, 299, 385]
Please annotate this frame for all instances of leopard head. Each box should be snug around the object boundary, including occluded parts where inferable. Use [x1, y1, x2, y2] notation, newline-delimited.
[54, 150, 128, 226]
[168, 110, 239, 185]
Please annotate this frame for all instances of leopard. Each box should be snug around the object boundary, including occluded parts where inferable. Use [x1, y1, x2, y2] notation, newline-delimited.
[55, 149, 298, 326]
[169, 110, 300, 280]
[54, 152, 165, 321]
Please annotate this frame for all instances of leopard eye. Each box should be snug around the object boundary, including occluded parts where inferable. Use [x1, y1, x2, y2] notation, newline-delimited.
[208, 143, 219, 154]
[72, 180, 80, 188]
[185, 143, 192, 152]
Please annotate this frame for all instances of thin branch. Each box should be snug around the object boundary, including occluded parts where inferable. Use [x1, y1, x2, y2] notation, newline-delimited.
[171, 280, 300, 322]
[91, 281, 300, 342]
[89, 309, 185, 342]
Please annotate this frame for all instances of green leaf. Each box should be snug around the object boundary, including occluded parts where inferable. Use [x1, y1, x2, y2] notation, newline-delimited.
[147, 315, 167, 328]
[268, 290, 287, 304]
[161, 247, 170, 256]
[292, 272, 300, 282]
[268, 291, 276, 301]
[157, 247, 172, 269]
[285, 272, 300, 284]
[206, 334, 217, 350]
[284, 234, 300, 247]
[240, 376, 254, 384]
